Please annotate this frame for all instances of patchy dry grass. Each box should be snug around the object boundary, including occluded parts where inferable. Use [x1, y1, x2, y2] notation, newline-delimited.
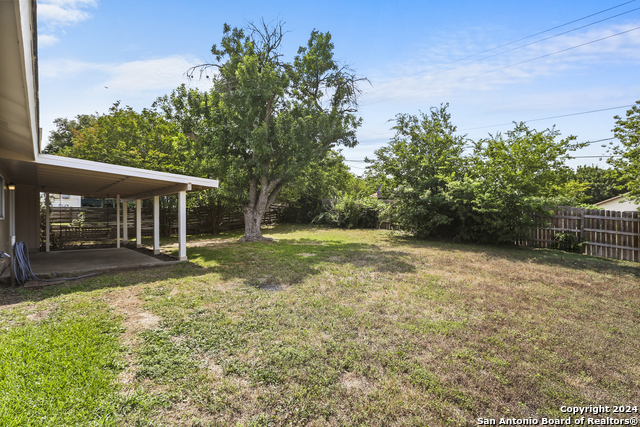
[1, 224, 639, 426]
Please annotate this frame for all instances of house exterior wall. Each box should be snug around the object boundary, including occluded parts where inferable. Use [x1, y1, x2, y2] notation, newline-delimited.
[41, 193, 82, 207]
[596, 198, 640, 212]
[15, 184, 39, 251]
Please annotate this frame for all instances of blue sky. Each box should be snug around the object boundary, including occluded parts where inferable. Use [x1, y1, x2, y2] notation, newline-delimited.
[37, 0, 640, 174]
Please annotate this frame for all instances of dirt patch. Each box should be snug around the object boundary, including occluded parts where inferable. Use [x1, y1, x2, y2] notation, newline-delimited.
[26, 307, 54, 322]
[198, 353, 224, 377]
[297, 253, 317, 257]
[340, 372, 374, 393]
[106, 287, 161, 345]
[247, 277, 286, 291]
[107, 287, 163, 387]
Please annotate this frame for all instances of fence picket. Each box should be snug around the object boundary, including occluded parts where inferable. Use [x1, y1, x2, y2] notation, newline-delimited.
[44, 204, 285, 245]
[521, 206, 640, 262]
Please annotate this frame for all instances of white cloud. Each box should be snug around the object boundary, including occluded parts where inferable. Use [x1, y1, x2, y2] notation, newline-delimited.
[40, 55, 215, 93]
[38, 34, 60, 47]
[38, 0, 97, 28]
[362, 22, 640, 106]
[38, 0, 98, 47]
[104, 56, 215, 94]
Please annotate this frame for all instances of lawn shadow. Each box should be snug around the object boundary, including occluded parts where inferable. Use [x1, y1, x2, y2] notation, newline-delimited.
[0, 235, 416, 307]
[380, 232, 640, 277]
[0, 263, 210, 309]
[187, 236, 416, 288]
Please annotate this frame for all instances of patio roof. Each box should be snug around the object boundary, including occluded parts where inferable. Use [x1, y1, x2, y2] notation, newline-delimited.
[1, 154, 219, 199]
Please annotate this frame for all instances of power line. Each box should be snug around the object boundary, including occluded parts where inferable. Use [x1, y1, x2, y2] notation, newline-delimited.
[448, 7, 640, 73]
[364, 26, 640, 107]
[572, 155, 622, 158]
[459, 106, 634, 131]
[452, 26, 640, 84]
[445, 0, 637, 66]
[343, 137, 621, 163]
[400, 5, 640, 84]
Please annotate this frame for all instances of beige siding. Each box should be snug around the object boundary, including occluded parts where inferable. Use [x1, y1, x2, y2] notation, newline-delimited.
[15, 185, 39, 251]
[596, 198, 640, 212]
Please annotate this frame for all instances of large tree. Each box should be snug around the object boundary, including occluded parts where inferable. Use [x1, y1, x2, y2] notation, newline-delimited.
[471, 122, 585, 198]
[57, 102, 191, 175]
[365, 104, 468, 197]
[607, 100, 640, 202]
[42, 114, 97, 154]
[573, 165, 627, 205]
[161, 21, 366, 241]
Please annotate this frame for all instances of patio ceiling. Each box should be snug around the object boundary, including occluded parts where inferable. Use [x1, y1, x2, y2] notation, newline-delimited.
[2, 154, 218, 199]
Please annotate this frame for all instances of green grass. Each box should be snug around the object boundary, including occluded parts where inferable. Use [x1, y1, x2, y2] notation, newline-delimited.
[0, 303, 124, 426]
[1, 224, 639, 426]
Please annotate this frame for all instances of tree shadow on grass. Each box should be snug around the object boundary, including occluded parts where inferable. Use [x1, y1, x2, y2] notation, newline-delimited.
[0, 263, 211, 309]
[0, 237, 416, 308]
[187, 237, 416, 288]
[380, 233, 640, 278]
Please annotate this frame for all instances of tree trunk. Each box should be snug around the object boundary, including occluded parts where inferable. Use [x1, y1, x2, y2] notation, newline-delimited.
[241, 206, 265, 242]
[239, 176, 283, 242]
[210, 200, 223, 235]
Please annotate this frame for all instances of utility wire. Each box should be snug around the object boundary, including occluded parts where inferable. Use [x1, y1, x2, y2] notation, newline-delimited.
[364, 26, 640, 107]
[451, 26, 640, 85]
[400, 5, 640, 83]
[447, 0, 637, 66]
[344, 137, 620, 164]
[572, 155, 622, 158]
[459, 106, 634, 131]
[444, 7, 640, 74]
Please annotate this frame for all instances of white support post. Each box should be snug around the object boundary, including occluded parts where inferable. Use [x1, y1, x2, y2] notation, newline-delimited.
[116, 194, 121, 248]
[9, 189, 15, 237]
[153, 195, 160, 255]
[45, 192, 50, 252]
[9, 188, 15, 286]
[136, 199, 142, 248]
[123, 200, 128, 243]
[178, 190, 187, 261]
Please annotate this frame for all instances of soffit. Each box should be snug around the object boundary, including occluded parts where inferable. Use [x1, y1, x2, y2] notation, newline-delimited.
[0, 0, 37, 162]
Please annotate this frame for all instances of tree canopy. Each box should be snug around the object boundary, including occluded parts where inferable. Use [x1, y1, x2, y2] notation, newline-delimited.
[158, 21, 367, 241]
[365, 105, 586, 243]
[471, 122, 586, 198]
[42, 114, 97, 154]
[607, 100, 640, 202]
[56, 102, 192, 175]
[365, 104, 467, 197]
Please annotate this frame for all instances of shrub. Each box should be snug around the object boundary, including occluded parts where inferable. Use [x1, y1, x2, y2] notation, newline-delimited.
[549, 232, 586, 253]
[386, 177, 551, 245]
[313, 194, 382, 229]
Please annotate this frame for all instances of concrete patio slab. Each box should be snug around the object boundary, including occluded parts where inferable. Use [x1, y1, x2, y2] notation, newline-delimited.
[1, 248, 185, 282]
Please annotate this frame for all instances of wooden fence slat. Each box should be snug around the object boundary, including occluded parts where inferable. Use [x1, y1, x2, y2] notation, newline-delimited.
[45, 204, 285, 244]
[521, 206, 640, 262]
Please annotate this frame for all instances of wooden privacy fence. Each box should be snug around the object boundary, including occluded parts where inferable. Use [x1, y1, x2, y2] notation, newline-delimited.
[45, 204, 282, 243]
[522, 207, 640, 262]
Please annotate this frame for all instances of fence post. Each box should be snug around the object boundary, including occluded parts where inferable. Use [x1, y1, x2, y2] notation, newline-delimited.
[579, 208, 585, 254]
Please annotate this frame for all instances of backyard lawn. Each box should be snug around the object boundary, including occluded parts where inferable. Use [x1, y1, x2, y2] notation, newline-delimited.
[1, 224, 638, 426]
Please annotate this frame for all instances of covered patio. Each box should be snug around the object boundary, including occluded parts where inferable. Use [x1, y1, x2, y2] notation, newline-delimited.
[1, 247, 181, 284]
[0, 0, 219, 285]
[3, 153, 219, 263]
